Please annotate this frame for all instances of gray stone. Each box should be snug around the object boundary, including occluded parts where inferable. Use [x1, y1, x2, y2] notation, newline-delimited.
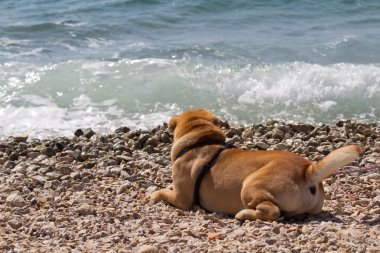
[115, 126, 130, 135]
[272, 226, 280, 234]
[110, 166, 122, 176]
[13, 163, 28, 174]
[70, 171, 81, 179]
[289, 123, 315, 133]
[145, 137, 159, 147]
[226, 135, 242, 144]
[116, 155, 133, 163]
[241, 129, 254, 141]
[76, 204, 96, 216]
[6, 192, 27, 207]
[317, 145, 333, 155]
[255, 142, 269, 150]
[12, 134, 28, 143]
[138, 245, 159, 253]
[57, 164, 73, 175]
[265, 237, 277, 245]
[45, 171, 61, 180]
[160, 132, 172, 143]
[101, 168, 112, 177]
[74, 128, 84, 137]
[143, 145, 156, 154]
[8, 219, 22, 229]
[41, 147, 55, 157]
[32, 175, 47, 185]
[27, 151, 40, 159]
[145, 186, 158, 195]
[135, 134, 150, 149]
[272, 128, 285, 140]
[83, 128, 95, 139]
[367, 173, 380, 180]
[116, 183, 131, 194]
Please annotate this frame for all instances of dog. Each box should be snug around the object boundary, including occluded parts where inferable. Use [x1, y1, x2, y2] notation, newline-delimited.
[151, 109, 361, 221]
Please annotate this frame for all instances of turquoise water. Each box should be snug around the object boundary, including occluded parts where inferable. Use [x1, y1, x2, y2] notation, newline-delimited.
[1, 0, 380, 137]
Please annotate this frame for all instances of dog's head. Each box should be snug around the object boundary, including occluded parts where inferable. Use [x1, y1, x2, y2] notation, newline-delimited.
[168, 109, 223, 140]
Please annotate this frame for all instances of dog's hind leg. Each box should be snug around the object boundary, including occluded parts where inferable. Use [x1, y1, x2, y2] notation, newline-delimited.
[235, 200, 280, 221]
[150, 188, 193, 210]
[236, 181, 281, 221]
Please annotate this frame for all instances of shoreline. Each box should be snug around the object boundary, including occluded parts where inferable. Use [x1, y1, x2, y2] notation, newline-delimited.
[1, 120, 379, 252]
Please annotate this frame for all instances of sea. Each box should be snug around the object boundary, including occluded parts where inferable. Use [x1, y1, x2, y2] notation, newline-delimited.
[1, 0, 380, 138]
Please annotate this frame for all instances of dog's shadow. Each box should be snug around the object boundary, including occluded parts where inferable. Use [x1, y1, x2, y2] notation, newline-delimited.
[278, 211, 344, 224]
[183, 206, 379, 226]
[277, 211, 379, 226]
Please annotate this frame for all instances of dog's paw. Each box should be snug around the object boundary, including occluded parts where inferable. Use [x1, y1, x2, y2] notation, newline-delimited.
[235, 209, 255, 221]
[150, 190, 161, 202]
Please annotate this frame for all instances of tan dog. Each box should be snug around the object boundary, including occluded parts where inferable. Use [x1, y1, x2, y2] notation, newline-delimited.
[151, 109, 361, 221]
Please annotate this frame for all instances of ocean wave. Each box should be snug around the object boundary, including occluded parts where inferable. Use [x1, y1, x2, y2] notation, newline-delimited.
[6, 22, 62, 32]
[0, 59, 379, 137]
[0, 37, 30, 47]
[2, 0, 380, 64]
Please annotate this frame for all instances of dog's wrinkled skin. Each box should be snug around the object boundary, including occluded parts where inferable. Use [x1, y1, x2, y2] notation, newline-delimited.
[151, 109, 361, 221]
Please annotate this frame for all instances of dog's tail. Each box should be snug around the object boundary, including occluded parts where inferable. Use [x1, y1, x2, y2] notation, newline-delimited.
[306, 145, 361, 183]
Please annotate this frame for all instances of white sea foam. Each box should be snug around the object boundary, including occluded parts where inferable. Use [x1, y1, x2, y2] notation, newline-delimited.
[326, 35, 357, 49]
[236, 62, 380, 105]
[0, 95, 178, 138]
[0, 59, 379, 137]
[0, 37, 30, 47]
[85, 37, 113, 49]
[0, 48, 47, 59]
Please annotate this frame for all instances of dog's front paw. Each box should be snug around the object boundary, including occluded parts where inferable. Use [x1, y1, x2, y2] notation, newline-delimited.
[150, 190, 162, 202]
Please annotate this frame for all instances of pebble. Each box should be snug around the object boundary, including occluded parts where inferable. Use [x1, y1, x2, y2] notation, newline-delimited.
[116, 183, 131, 194]
[367, 173, 380, 180]
[74, 129, 84, 137]
[272, 226, 280, 234]
[135, 134, 150, 149]
[145, 186, 158, 195]
[242, 128, 254, 141]
[76, 204, 96, 216]
[289, 123, 315, 133]
[12, 134, 28, 143]
[265, 238, 277, 245]
[42, 147, 55, 157]
[57, 164, 73, 175]
[272, 128, 285, 140]
[229, 229, 245, 238]
[207, 232, 222, 240]
[160, 132, 172, 143]
[83, 128, 95, 139]
[6, 193, 27, 207]
[110, 167, 122, 176]
[255, 142, 269, 150]
[8, 219, 22, 229]
[32, 175, 47, 184]
[115, 126, 130, 135]
[138, 245, 159, 253]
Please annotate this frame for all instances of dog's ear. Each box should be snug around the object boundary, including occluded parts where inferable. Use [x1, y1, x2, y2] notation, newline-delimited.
[168, 115, 179, 131]
[211, 117, 223, 127]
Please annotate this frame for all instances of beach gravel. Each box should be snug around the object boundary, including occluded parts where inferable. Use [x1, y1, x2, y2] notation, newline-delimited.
[0, 120, 379, 252]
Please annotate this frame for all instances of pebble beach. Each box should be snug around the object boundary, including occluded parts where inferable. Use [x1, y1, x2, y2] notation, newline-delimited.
[2, 1, 380, 252]
[0, 121, 380, 252]
[0, 120, 379, 253]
